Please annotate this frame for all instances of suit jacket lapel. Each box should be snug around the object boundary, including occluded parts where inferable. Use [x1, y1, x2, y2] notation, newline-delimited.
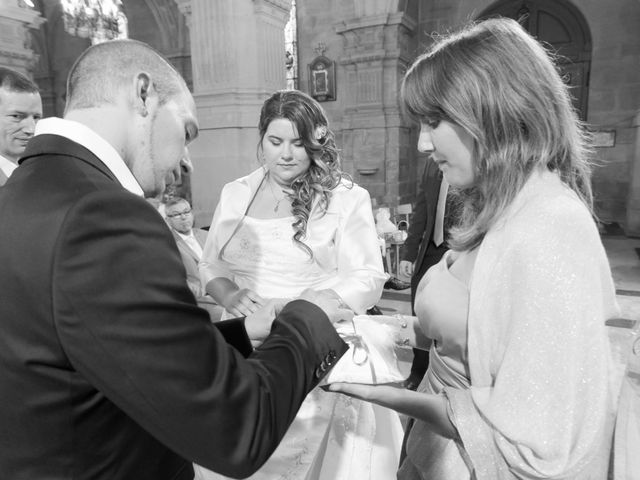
[415, 161, 443, 269]
[172, 231, 200, 262]
[194, 229, 208, 250]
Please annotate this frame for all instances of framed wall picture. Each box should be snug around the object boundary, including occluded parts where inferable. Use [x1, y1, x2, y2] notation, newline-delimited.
[308, 55, 336, 102]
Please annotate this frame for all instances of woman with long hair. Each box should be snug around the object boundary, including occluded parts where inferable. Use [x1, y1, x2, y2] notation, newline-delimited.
[330, 18, 621, 479]
[197, 89, 399, 480]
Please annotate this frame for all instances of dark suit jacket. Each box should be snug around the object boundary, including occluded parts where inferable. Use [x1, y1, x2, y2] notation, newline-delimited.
[0, 134, 348, 480]
[401, 160, 446, 305]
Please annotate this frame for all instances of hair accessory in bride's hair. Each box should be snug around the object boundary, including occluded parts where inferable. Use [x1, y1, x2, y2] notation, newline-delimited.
[314, 125, 328, 141]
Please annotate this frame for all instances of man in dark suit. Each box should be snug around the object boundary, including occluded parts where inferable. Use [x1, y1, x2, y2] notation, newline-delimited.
[399, 159, 451, 389]
[0, 67, 42, 186]
[0, 39, 348, 480]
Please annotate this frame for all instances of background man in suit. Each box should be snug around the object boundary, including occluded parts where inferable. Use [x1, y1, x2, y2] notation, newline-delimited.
[165, 195, 223, 320]
[0, 67, 42, 185]
[166, 196, 207, 296]
[399, 160, 453, 390]
[0, 39, 349, 480]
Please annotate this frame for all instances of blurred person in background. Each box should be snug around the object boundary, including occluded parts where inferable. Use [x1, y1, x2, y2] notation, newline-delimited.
[166, 195, 222, 320]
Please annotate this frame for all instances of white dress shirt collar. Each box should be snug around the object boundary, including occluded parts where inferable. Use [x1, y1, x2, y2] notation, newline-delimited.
[0, 154, 17, 178]
[34, 117, 144, 197]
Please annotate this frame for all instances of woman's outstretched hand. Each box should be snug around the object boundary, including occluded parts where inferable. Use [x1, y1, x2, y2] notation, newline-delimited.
[328, 382, 456, 439]
[327, 382, 405, 409]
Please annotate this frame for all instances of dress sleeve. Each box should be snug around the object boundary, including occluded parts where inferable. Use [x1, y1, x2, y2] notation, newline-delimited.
[446, 201, 618, 479]
[199, 185, 235, 287]
[331, 186, 387, 314]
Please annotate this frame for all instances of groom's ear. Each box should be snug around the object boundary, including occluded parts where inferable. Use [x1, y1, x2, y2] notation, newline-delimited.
[131, 72, 158, 118]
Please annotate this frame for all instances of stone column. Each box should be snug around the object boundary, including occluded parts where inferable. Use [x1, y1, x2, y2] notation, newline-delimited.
[626, 109, 640, 236]
[336, 11, 416, 206]
[0, 0, 45, 77]
[174, 0, 290, 226]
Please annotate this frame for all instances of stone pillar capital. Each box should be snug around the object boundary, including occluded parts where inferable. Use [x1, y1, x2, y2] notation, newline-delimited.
[252, 0, 290, 27]
[0, 2, 45, 75]
[0, 2, 45, 27]
[253, 0, 291, 12]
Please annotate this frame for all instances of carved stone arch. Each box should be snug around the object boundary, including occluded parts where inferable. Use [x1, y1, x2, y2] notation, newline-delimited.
[478, 0, 592, 120]
[141, 0, 185, 52]
[124, 0, 191, 89]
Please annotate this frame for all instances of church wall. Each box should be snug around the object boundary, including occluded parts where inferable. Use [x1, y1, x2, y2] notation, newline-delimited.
[297, 0, 640, 230]
[296, 1, 419, 209]
[295, 0, 353, 171]
[13, 0, 639, 232]
[417, 0, 640, 229]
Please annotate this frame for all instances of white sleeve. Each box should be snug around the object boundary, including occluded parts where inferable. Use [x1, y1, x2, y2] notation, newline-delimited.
[199, 189, 235, 288]
[330, 186, 387, 314]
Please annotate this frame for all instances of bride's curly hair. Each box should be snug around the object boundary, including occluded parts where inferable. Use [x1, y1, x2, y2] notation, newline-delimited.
[257, 90, 351, 257]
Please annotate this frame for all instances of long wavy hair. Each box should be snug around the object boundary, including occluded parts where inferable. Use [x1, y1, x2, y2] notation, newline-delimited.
[401, 18, 594, 251]
[257, 90, 350, 256]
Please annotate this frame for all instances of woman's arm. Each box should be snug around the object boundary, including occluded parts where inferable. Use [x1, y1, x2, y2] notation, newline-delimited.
[205, 277, 264, 317]
[199, 183, 245, 293]
[328, 383, 456, 439]
[331, 187, 388, 312]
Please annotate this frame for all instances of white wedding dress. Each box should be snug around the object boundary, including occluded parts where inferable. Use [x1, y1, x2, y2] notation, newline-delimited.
[194, 215, 403, 480]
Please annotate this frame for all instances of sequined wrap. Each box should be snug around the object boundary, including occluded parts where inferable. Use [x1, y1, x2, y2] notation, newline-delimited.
[444, 170, 621, 479]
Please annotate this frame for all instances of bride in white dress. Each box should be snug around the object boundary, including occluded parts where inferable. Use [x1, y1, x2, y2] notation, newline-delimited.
[197, 90, 401, 480]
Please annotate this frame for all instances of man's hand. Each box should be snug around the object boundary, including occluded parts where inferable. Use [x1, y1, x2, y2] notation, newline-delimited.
[299, 289, 354, 324]
[226, 288, 264, 317]
[399, 260, 414, 277]
[244, 298, 288, 344]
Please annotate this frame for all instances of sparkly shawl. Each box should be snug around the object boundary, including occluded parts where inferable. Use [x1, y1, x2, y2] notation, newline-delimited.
[445, 169, 620, 479]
